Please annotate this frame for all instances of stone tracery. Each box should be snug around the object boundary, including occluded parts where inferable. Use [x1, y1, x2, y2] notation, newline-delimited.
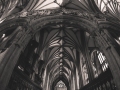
[0, 0, 120, 90]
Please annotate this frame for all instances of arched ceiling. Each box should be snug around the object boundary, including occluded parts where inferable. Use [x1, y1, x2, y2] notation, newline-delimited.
[26, 0, 93, 11]
[35, 24, 81, 81]
[95, 0, 120, 19]
[0, 0, 120, 88]
[0, 0, 30, 23]
[0, 0, 120, 23]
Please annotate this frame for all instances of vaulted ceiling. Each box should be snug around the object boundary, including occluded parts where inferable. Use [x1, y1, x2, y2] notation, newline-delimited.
[0, 0, 120, 89]
[0, 0, 120, 23]
[34, 24, 84, 82]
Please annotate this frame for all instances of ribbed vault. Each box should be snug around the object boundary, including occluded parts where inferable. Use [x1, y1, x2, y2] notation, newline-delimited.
[0, 0, 120, 90]
[34, 24, 84, 89]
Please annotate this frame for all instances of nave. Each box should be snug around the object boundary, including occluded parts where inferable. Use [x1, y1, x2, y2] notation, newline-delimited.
[0, 0, 120, 90]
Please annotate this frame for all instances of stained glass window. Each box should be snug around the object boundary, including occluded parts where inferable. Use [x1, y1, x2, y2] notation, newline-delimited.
[54, 80, 67, 90]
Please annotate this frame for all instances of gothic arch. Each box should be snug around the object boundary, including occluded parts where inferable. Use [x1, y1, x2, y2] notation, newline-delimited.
[0, 14, 120, 90]
[51, 75, 69, 90]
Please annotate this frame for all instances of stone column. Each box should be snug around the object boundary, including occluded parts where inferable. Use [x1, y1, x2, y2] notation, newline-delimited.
[83, 32, 94, 81]
[95, 30, 120, 90]
[0, 26, 32, 90]
[79, 53, 83, 88]
[95, 54, 103, 75]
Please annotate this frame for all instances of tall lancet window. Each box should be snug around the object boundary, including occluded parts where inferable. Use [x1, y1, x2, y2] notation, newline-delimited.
[54, 80, 67, 90]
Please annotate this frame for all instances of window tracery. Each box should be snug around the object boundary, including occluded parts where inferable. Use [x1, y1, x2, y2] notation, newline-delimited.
[54, 80, 67, 90]
[91, 50, 109, 78]
[80, 54, 89, 85]
[0, 0, 119, 90]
